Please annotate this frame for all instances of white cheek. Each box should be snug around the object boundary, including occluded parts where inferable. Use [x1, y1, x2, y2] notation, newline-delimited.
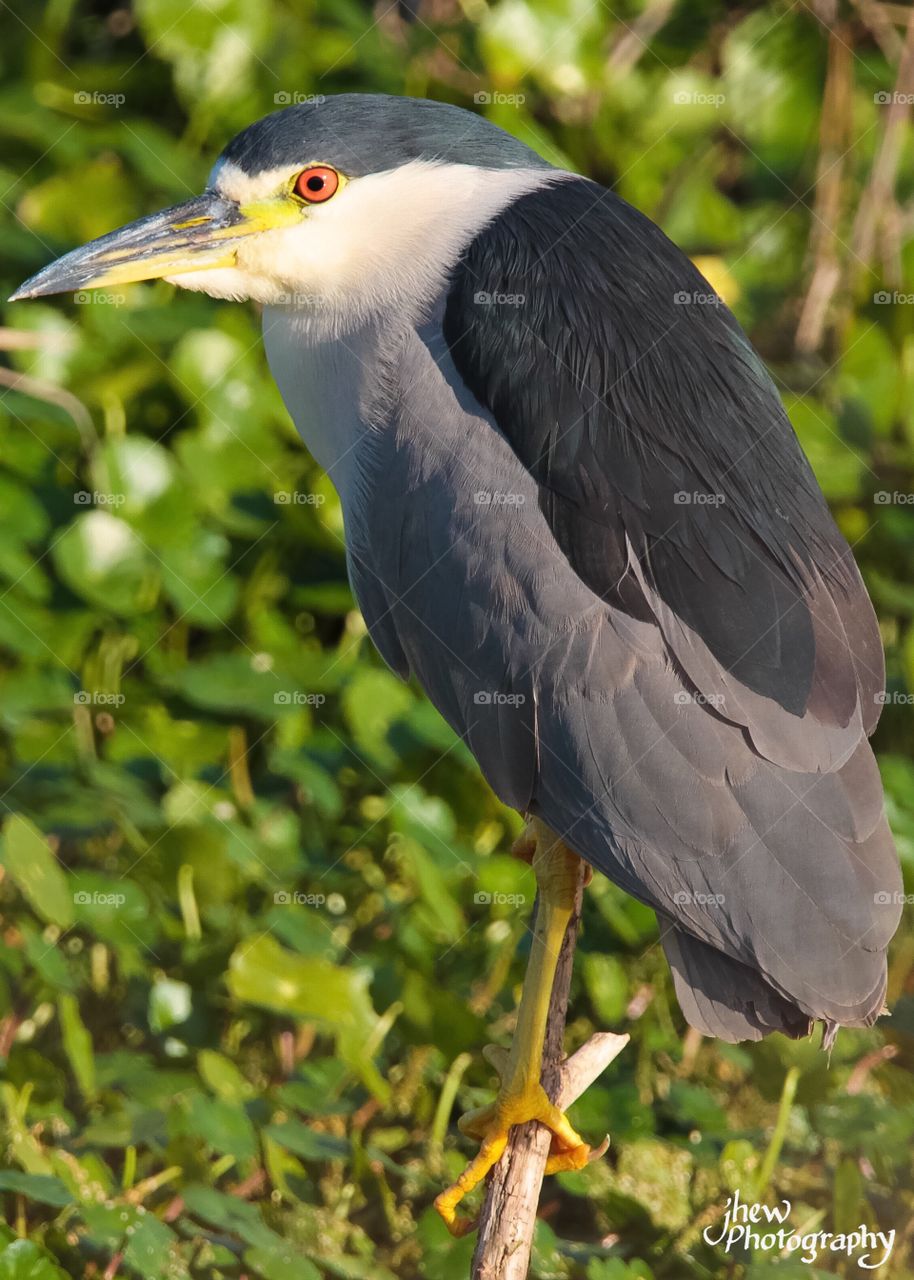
[170, 161, 559, 317]
[232, 162, 559, 326]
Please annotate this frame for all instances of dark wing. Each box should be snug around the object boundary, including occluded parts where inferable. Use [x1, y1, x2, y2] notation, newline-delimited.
[444, 177, 883, 773]
[439, 177, 899, 1040]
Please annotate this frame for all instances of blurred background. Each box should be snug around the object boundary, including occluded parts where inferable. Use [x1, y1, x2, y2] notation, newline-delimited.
[1, 0, 914, 1276]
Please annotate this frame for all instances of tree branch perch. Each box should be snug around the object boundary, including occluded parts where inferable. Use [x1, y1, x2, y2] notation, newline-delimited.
[471, 860, 629, 1280]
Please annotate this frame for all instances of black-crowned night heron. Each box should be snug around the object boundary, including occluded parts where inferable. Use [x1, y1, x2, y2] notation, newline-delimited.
[13, 93, 902, 1235]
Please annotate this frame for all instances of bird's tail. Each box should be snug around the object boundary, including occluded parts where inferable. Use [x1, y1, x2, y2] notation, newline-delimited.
[659, 925, 887, 1045]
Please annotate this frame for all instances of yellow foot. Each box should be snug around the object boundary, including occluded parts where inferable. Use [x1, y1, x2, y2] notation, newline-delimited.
[433, 1047, 604, 1237]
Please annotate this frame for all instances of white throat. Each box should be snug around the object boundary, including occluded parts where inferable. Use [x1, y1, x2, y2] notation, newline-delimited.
[260, 162, 559, 499]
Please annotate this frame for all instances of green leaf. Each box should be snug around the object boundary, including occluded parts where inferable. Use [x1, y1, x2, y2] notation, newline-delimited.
[185, 1094, 258, 1160]
[342, 668, 412, 767]
[122, 1214, 180, 1279]
[181, 1186, 279, 1250]
[53, 511, 158, 617]
[0, 1240, 70, 1280]
[58, 995, 96, 1100]
[197, 1048, 254, 1102]
[587, 1260, 654, 1280]
[227, 935, 391, 1101]
[263, 1120, 350, 1162]
[0, 1174, 71, 1207]
[0, 816, 73, 928]
[582, 953, 629, 1025]
[832, 1156, 864, 1234]
[243, 1244, 320, 1280]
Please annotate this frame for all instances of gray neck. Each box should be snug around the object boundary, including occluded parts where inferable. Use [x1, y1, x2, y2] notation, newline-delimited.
[262, 309, 394, 502]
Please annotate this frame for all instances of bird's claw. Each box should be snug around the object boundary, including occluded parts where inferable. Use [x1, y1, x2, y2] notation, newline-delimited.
[433, 1050, 600, 1236]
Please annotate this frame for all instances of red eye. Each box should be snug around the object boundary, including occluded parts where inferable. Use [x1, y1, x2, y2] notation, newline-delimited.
[293, 166, 339, 203]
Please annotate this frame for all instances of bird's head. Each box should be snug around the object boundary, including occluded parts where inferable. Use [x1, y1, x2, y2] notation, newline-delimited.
[12, 94, 553, 326]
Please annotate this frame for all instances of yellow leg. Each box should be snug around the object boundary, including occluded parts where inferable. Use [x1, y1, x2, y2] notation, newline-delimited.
[434, 821, 595, 1237]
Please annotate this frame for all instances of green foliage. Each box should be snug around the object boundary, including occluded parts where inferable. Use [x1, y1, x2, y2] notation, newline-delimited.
[0, 0, 913, 1277]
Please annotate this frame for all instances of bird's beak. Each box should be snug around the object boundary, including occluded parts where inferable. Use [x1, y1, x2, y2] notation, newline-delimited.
[10, 190, 301, 300]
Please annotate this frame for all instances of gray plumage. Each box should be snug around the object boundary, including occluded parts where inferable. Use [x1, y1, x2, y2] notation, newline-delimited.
[337, 305, 899, 1044]
[218, 93, 552, 178]
[254, 99, 900, 1044]
[13, 93, 901, 1046]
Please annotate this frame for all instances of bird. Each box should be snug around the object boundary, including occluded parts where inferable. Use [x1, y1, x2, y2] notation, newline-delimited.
[12, 92, 902, 1235]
